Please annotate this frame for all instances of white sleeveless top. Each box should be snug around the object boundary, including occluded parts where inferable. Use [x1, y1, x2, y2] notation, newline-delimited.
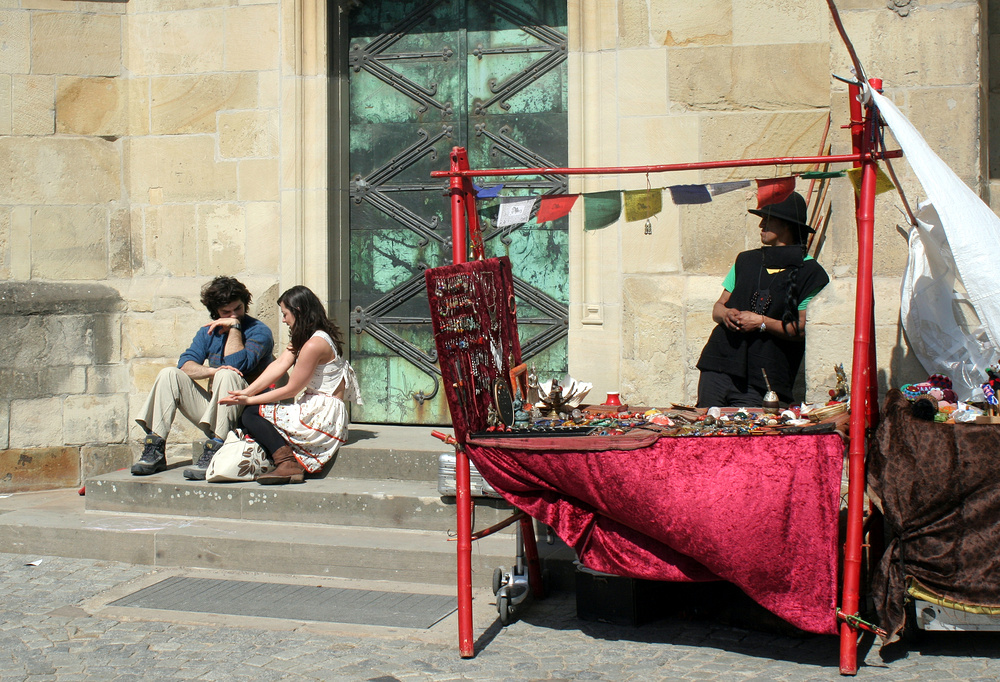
[303, 330, 362, 404]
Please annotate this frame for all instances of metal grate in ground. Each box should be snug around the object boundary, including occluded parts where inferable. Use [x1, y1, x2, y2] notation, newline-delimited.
[110, 576, 456, 629]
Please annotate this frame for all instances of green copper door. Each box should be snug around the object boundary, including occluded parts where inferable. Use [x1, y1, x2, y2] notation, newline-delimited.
[348, 0, 569, 424]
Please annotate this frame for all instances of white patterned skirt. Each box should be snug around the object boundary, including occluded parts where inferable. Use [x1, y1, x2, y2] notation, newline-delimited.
[258, 392, 348, 473]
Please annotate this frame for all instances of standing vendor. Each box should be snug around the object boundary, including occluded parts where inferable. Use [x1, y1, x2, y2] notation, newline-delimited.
[696, 192, 829, 407]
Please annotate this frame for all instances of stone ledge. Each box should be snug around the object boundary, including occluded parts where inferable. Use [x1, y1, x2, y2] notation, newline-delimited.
[0, 282, 123, 316]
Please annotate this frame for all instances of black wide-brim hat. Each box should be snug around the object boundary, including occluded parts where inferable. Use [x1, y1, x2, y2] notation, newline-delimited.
[748, 192, 815, 233]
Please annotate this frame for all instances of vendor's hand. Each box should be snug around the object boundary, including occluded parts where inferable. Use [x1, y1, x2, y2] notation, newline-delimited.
[722, 307, 742, 332]
[733, 311, 763, 333]
[204, 318, 241, 335]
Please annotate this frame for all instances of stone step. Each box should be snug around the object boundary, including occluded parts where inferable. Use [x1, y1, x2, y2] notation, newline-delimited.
[0, 489, 577, 590]
[84, 468, 515, 533]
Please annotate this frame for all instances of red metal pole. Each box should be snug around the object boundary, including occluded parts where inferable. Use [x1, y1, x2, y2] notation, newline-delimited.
[431, 150, 899, 179]
[449, 147, 469, 265]
[840, 78, 881, 676]
[447, 146, 474, 657]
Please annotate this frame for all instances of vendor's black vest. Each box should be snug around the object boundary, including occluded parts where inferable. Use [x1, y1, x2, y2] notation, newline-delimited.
[697, 246, 829, 402]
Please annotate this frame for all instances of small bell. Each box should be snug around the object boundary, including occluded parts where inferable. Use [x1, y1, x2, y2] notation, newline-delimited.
[644, 219, 652, 235]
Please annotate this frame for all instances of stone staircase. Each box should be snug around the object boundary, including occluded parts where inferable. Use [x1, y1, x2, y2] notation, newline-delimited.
[0, 424, 575, 589]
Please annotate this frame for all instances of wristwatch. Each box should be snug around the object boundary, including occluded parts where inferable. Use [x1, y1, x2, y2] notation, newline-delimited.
[232, 321, 241, 331]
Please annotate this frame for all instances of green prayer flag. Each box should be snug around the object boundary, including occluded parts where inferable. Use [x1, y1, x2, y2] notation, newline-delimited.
[583, 191, 622, 231]
[799, 171, 846, 179]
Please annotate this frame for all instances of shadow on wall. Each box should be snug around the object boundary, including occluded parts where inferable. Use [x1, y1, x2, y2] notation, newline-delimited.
[0, 282, 129, 493]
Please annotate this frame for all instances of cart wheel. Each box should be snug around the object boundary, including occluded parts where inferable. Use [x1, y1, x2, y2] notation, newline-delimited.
[498, 593, 512, 625]
[492, 567, 505, 596]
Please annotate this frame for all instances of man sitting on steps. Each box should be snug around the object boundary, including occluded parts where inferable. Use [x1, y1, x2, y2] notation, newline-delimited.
[132, 276, 274, 479]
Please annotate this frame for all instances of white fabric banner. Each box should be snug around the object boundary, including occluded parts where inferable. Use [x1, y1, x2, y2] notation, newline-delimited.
[872, 90, 1000, 396]
[496, 196, 537, 227]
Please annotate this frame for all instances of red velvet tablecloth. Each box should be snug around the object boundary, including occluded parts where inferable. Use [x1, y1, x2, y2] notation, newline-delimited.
[465, 432, 845, 634]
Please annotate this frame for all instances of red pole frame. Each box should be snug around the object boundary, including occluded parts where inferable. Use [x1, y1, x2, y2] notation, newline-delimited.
[442, 99, 891, 671]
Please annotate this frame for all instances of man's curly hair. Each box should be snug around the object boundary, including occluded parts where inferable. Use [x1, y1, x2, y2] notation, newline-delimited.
[201, 276, 252, 319]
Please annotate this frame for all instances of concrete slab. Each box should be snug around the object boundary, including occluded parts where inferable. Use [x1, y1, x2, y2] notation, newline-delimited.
[84, 469, 515, 531]
[0, 487, 575, 589]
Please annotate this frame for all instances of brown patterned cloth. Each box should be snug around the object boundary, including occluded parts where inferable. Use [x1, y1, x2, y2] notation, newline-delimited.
[869, 389, 1000, 646]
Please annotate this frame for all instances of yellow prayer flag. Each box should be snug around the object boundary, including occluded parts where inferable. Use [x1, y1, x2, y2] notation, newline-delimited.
[623, 189, 663, 222]
[846, 165, 896, 196]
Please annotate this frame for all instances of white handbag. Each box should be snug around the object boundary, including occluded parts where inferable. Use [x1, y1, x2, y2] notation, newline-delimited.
[206, 431, 271, 482]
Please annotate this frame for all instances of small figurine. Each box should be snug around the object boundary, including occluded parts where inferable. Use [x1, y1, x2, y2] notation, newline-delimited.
[513, 389, 530, 428]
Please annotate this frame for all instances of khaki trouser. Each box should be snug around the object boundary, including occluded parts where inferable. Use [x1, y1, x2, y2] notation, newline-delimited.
[135, 367, 247, 440]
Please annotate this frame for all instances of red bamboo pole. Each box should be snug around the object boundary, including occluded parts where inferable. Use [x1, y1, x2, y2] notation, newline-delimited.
[431, 151, 899, 180]
[840, 78, 882, 676]
[449, 148, 470, 265]
[447, 148, 475, 658]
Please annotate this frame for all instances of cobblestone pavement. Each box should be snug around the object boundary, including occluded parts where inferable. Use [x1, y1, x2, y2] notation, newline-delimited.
[2, 552, 999, 681]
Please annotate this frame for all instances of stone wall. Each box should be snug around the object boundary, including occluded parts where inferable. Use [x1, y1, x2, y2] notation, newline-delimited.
[0, 0, 321, 489]
[0, 283, 129, 492]
[0, 0, 991, 490]
[567, 0, 980, 407]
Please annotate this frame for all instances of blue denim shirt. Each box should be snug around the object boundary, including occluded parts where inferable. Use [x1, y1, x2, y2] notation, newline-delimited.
[177, 314, 274, 382]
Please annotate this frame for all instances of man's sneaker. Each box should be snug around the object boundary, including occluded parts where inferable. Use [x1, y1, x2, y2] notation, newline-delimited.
[131, 434, 167, 476]
[183, 438, 224, 480]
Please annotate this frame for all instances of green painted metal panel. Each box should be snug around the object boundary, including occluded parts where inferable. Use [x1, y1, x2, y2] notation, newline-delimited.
[348, 0, 568, 424]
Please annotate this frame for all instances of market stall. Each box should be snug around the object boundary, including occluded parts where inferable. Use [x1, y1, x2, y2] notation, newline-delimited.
[425, 5, 900, 672]
[428, 105, 893, 676]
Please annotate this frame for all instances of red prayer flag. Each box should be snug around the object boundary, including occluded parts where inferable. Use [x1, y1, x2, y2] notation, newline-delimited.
[536, 195, 579, 223]
[756, 177, 796, 208]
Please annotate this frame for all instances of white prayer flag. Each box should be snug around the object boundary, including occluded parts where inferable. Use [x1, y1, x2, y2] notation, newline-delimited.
[496, 197, 537, 227]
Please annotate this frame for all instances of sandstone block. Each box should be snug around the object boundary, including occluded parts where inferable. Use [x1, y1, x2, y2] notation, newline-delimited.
[619, 114, 700, 170]
[669, 43, 828, 111]
[621, 276, 687, 405]
[836, 5, 979, 88]
[618, 49, 668, 115]
[128, 77, 150, 136]
[905, 86, 981, 183]
[680, 188, 755, 275]
[10, 207, 29, 279]
[700, 111, 830, 183]
[64, 393, 128, 445]
[128, 0, 235, 13]
[651, 0, 731, 47]
[225, 4, 279, 71]
[9, 397, 63, 448]
[258, 70, 279, 108]
[0, 137, 120, 204]
[0, 447, 80, 493]
[0, 401, 8, 449]
[127, 135, 237, 202]
[109, 206, 132, 278]
[0, 9, 29, 74]
[128, 10, 224, 75]
[197, 203, 246, 276]
[87, 364, 130, 394]
[151, 73, 257, 135]
[122, 313, 199, 361]
[0, 207, 10, 279]
[0, 317, 100, 370]
[144, 204, 198, 276]
[245, 201, 280, 273]
[621, 202, 681, 274]
[0, 366, 87, 400]
[732, 0, 828, 45]
[56, 77, 126, 136]
[218, 110, 278, 159]
[617, 0, 650, 48]
[29, 205, 108, 280]
[81, 443, 132, 479]
[31, 12, 121, 76]
[0, 74, 11, 135]
[12, 74, 55, 135]
[239, 158, 280, 202]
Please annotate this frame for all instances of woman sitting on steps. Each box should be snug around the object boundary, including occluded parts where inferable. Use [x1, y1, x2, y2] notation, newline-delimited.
[220, 285, 361, 485]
